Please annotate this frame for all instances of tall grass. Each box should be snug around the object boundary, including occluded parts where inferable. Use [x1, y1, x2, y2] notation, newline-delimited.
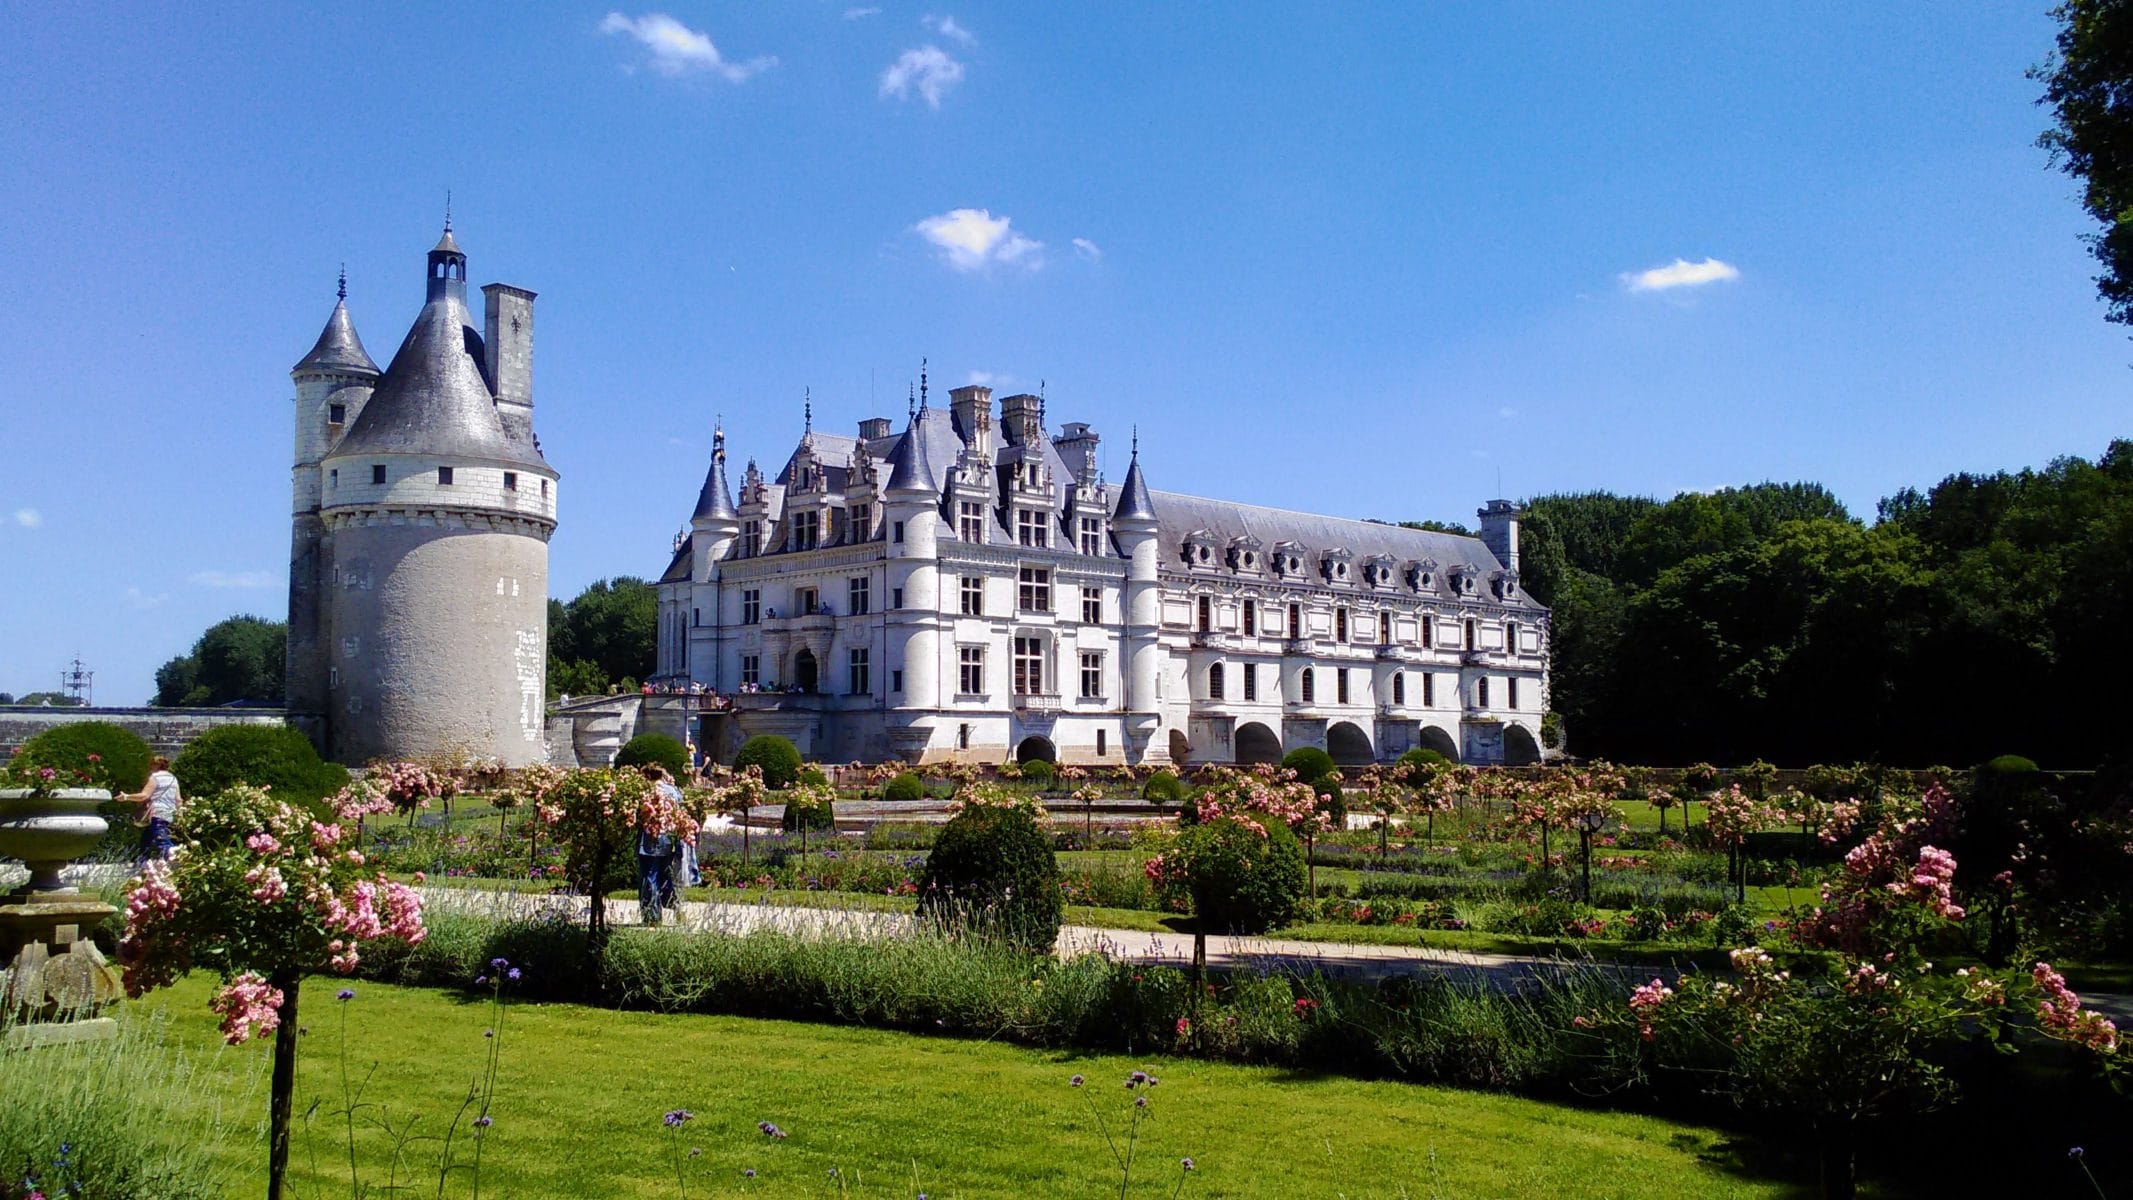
[0, 1010, 252, 1199]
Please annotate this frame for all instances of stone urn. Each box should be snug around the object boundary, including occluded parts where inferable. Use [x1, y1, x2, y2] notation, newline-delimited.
[0, 786, 114, 896]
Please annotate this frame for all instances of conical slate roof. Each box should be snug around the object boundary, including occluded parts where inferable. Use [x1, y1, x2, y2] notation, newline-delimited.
[692, 435, 738, 523]
[326, 291, 550, 473]
[292, 299, 380, 377]
[884, 411, 937, 493]
[1113, 451, 1156, 521]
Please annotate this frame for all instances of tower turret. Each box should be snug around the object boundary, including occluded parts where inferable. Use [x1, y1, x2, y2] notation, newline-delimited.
[884, 407, 944, 738]
[690, 424, 740, 579]
[1111, 435, 1164, 761]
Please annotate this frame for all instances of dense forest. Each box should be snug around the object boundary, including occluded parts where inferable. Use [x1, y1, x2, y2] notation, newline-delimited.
[1519, 439, 2133, 768]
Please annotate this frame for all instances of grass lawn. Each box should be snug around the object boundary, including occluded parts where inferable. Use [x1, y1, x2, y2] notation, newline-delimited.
[136, 974, 1788, 1199]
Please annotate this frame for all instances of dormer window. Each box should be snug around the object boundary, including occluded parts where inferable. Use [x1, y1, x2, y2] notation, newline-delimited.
[328, 403, 345, 424]
[437, 466, 454, 486]
[1017, 508, 1049, 548]
[1320, 549, 1353, 582]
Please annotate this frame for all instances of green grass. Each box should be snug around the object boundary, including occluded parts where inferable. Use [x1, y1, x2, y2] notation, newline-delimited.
[134, 973, 1788, 1199]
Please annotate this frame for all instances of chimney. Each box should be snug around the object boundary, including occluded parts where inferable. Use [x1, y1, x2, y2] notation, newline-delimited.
[948, 385, 992, 445]
[1053, 422, 1100, 484]
[998, 393, 1044, 447]
[858, 416, 892, 441]
[1477, 499, 1523, 574]
[482, 283, 537, 442]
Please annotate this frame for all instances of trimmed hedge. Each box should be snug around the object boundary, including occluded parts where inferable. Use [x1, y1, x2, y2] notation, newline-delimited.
[1282, 747, 1336, 785]
[1141, 770, 1185, 804]
[11, 722, 154, 792]
[883, 772, 925, 804]
[734, 735, 803, 790]
[615, 733, 689, 779]
[1397, 747, 1451, 787]
[781, 792, 836, 833]
[917, 805, 1063, 953]
[171, 725, 348, 808]
[1170, 815, 1306, 934]
[1019, 759, 1054, 788]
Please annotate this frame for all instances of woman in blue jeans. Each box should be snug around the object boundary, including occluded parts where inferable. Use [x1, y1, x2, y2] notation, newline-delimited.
[125, 755, 183, 863]
[637, 766, 683, 924]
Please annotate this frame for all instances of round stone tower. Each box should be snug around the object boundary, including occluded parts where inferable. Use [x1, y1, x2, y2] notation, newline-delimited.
[313, 225, 559, 766]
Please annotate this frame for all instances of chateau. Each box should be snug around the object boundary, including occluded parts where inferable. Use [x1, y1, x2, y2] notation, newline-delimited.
[285, 226, 557, 766]
[655, 381, 1549, 767]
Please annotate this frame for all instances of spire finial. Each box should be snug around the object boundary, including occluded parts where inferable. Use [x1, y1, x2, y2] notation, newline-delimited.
[444, 189, 453, 233]
[1040, 378, 1046, 400]
[803, 388, 812, 434]
[919, 357, 929, 411]
[337, 264, 347, 301]
[1131, 425, 1139, 458]
[907, 382, 916, 420]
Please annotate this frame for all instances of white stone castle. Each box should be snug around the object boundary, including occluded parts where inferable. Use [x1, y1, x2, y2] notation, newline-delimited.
[285, 226, 557, 766]
[655, 377, 1550, 767]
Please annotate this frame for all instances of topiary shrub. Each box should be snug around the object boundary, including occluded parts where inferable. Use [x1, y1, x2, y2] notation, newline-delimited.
[780, 789, 836, 833]
[172, 725, 349, 809]
[1282, 747, 1336, 786]
[1159, 815, 1306, 934]
[883, 772, 925, 804]
[917, 804, 1063, 953]
[1396, 747, 1450, 788]
[796, 765, 829, 788]
[11, 722, 154, 792]
[733, 735, 803, 790]
[1019, 759, 1054, 788]
[614, 732, 689, 779]
[1141, 769, 1185, 804]
[1981, 754, 2039, 775]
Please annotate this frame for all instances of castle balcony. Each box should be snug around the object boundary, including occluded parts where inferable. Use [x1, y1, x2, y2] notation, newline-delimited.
[1013, 691, 1062, 715]
[731, 691, 826, 712]
[1282, 638, 1314, 656]
[1190, 631, 1237, 651]
[1459, 649, 1490, 667]
[1373, 644, 1411, 662]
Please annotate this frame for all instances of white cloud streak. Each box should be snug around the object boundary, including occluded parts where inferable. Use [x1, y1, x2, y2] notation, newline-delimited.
[127, 587, 167, 610]
[12, 508, 40, 528]
[189, 569, 279, 589]
[914, 208, 1043, 272]
[600, 12, 776, 81]
[1071, 237, 1102, 261]
[924, 14, 976, 45]
[879, 45, 964, 108]
[1622, 257, 1740, 292]
[843, 6, 880, 18]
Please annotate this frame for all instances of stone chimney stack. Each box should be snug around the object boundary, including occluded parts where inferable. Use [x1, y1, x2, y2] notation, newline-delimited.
[858, 416, 893, 441]
[948, 385, 992, 446]
[483, 283, 536, 442]
[1053, 422, 1101, 483]
[998, 392, 1044, 447]
[1477, 499, 1523, 574]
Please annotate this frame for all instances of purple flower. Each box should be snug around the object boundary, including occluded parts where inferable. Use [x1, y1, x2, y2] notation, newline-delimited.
[1181, 1158, 1194, 1171]
[483, 1029, 494, 1039]
[689, 1147, 702, 1158]
[491, 957, 509, 970]
[507, 967, 522, 981]
[475, 976, 487, 986]
[1069, 1074, 1084, 1087]
[758, 1121, 787, 1139]
[336, 988, 356, 1002]
[744, 1168, 757, 1179]
[2070, 1147, 2086, 1159]
[472, 1115, 492, 1129]
[1128, 1070, 1149, 1087]
[1135, 1095, 1148, 1108]
[664, 1110, 694, 1127]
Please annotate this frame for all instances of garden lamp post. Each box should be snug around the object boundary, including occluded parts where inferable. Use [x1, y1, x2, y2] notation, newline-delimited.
[1578, 808, 1606, 902]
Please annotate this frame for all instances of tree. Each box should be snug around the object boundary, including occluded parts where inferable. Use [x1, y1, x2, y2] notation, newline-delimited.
[12, 691, 83, 707]
[548, 577, 657, 695]
[2035, 0, 2133, 329]
[154, 616, 286, 706]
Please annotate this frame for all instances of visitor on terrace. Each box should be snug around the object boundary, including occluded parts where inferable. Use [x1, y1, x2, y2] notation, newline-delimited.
[125, 755, 183, 864]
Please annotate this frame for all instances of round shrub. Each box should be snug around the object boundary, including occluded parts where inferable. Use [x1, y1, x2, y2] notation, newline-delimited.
[796, 765, 830, 788]
[614, 732, 689, 779]
[1282, 747, 1336, 785]
[11, 721, 154, 792]
[1396, 747, 1450, 787]
[1019, 759, 1054, 788]
[917, 804, 1063, 953]
[733, 735, 803, 790]
[883, 771, 925, 803]
[172, 725, 349, 809]
[1166, 816, 1306, 934]
[1981, 754, 2039, 775]
[1141, 769, 1185, 804]
[780, 790, 835, 833]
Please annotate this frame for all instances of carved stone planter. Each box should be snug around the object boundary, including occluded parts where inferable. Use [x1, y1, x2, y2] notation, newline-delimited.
[0, 787, 113, 896]
[0, 787, 123, 1040]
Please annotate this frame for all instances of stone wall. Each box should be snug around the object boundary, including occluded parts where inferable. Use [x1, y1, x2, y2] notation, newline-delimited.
[0, 707, 287, 763]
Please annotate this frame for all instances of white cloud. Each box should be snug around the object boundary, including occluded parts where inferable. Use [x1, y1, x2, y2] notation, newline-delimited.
[843, 6, 880, 17]
[1497, 406, 1518, 420]
[12, 508, 40, 528]
[126, 587, 167, 610]
[189, 569, 278, 589]
[600, 12, 776, 81]
[914, 208, 1043, 271]
[1622, 257, 1740, 293]
[879, 45, 964, 108]
[965, 370, 1010, 387]
[924, 14, 976, 45]
[1071, 237, 1102, 261]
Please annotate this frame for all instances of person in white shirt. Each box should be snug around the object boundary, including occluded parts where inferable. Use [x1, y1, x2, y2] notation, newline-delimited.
[125, 755, 183, 863]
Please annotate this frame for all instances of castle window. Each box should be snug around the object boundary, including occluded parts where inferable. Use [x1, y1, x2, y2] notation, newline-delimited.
[1381, 614, 1391, 645]
[1465, 619, 1477, 650]
[1097, 729, 1107, 756]
[958, 723, 972, 750]
[742, 590, 761, 624]
[1335, 608, 1349, 642]
[503, 472, 517, 491]
[960, 576, 984, 616]
[692, 608, 700, 626]
[790, 511, 819, 551]
[1081, 586, 1101, 624]
[1242, 663, 1258, 701]
[1393, 673, 1406, 706]
[848, 576, 870, 616]
[1300, 668, 1316, 705]
[1197, 595, 1212, 633]
[1017, 566, 1052, 612]
[1508, 677, 1520, 709]
[1421, 618, 1433, 649]
[1243, 600, 1256, 636]
[1080, 651, 1103, 699]
[1288, 603, 1302, 637]
[328, 403, 345, 424]
[1012, 636, 1045, 694]
[541, 479, 548, 497]
[437, 466, 454, 485]
[1507, 622, 1520, 655]
[1208, 662, 1225, 701]
[796, 587, 818, 614]
[1477, 677, 1490, 708]
[741, 655, 760, 686]
[1079, 517, 1103, 555]
[959, 502, 985, 543]
[891, 587, 903, 609]
[1336, 668, 1350, 705]
[743, 521, 761, 557]
[959, 646, 986, 696]
[329, 468, 338, 488]
[847, 648, 870, 695]
[1016, 508, 1049, 548]
[848, 503, 870, 541]
[891, 669, 903, 693]
[892, 520, 905, 544]
[371, 464, 386, 485]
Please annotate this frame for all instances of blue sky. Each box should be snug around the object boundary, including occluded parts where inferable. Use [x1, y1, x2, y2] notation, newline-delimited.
[1, 4, 2124, 704]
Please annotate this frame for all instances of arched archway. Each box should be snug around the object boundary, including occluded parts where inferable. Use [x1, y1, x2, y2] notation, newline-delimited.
[792, 649, 819, 693]
[1235, 722, 1283, 765]
[1327, 721, 1373, 766]
[1503, 723, 1540, 766]
[1168, 728, 1192, 765]
[1418, 725, 1459, 761]
[1015, 735, 1057, 765]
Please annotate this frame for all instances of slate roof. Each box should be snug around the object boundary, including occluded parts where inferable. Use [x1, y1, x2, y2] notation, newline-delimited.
[293, 299, 380, 377]
[692, 439, 738, 523]
[326, 289, 551, 473]
[1113, 454, 1156, 522]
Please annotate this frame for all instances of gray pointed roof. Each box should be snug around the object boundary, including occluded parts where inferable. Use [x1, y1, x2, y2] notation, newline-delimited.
[1113, 453, 1156, 521]
[884, 411, 940, 493]
[692, 444, 738, 523]
[325, 291, 551, 473]
[293, 299, 380, 377]
[433, 227, 462, 256]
